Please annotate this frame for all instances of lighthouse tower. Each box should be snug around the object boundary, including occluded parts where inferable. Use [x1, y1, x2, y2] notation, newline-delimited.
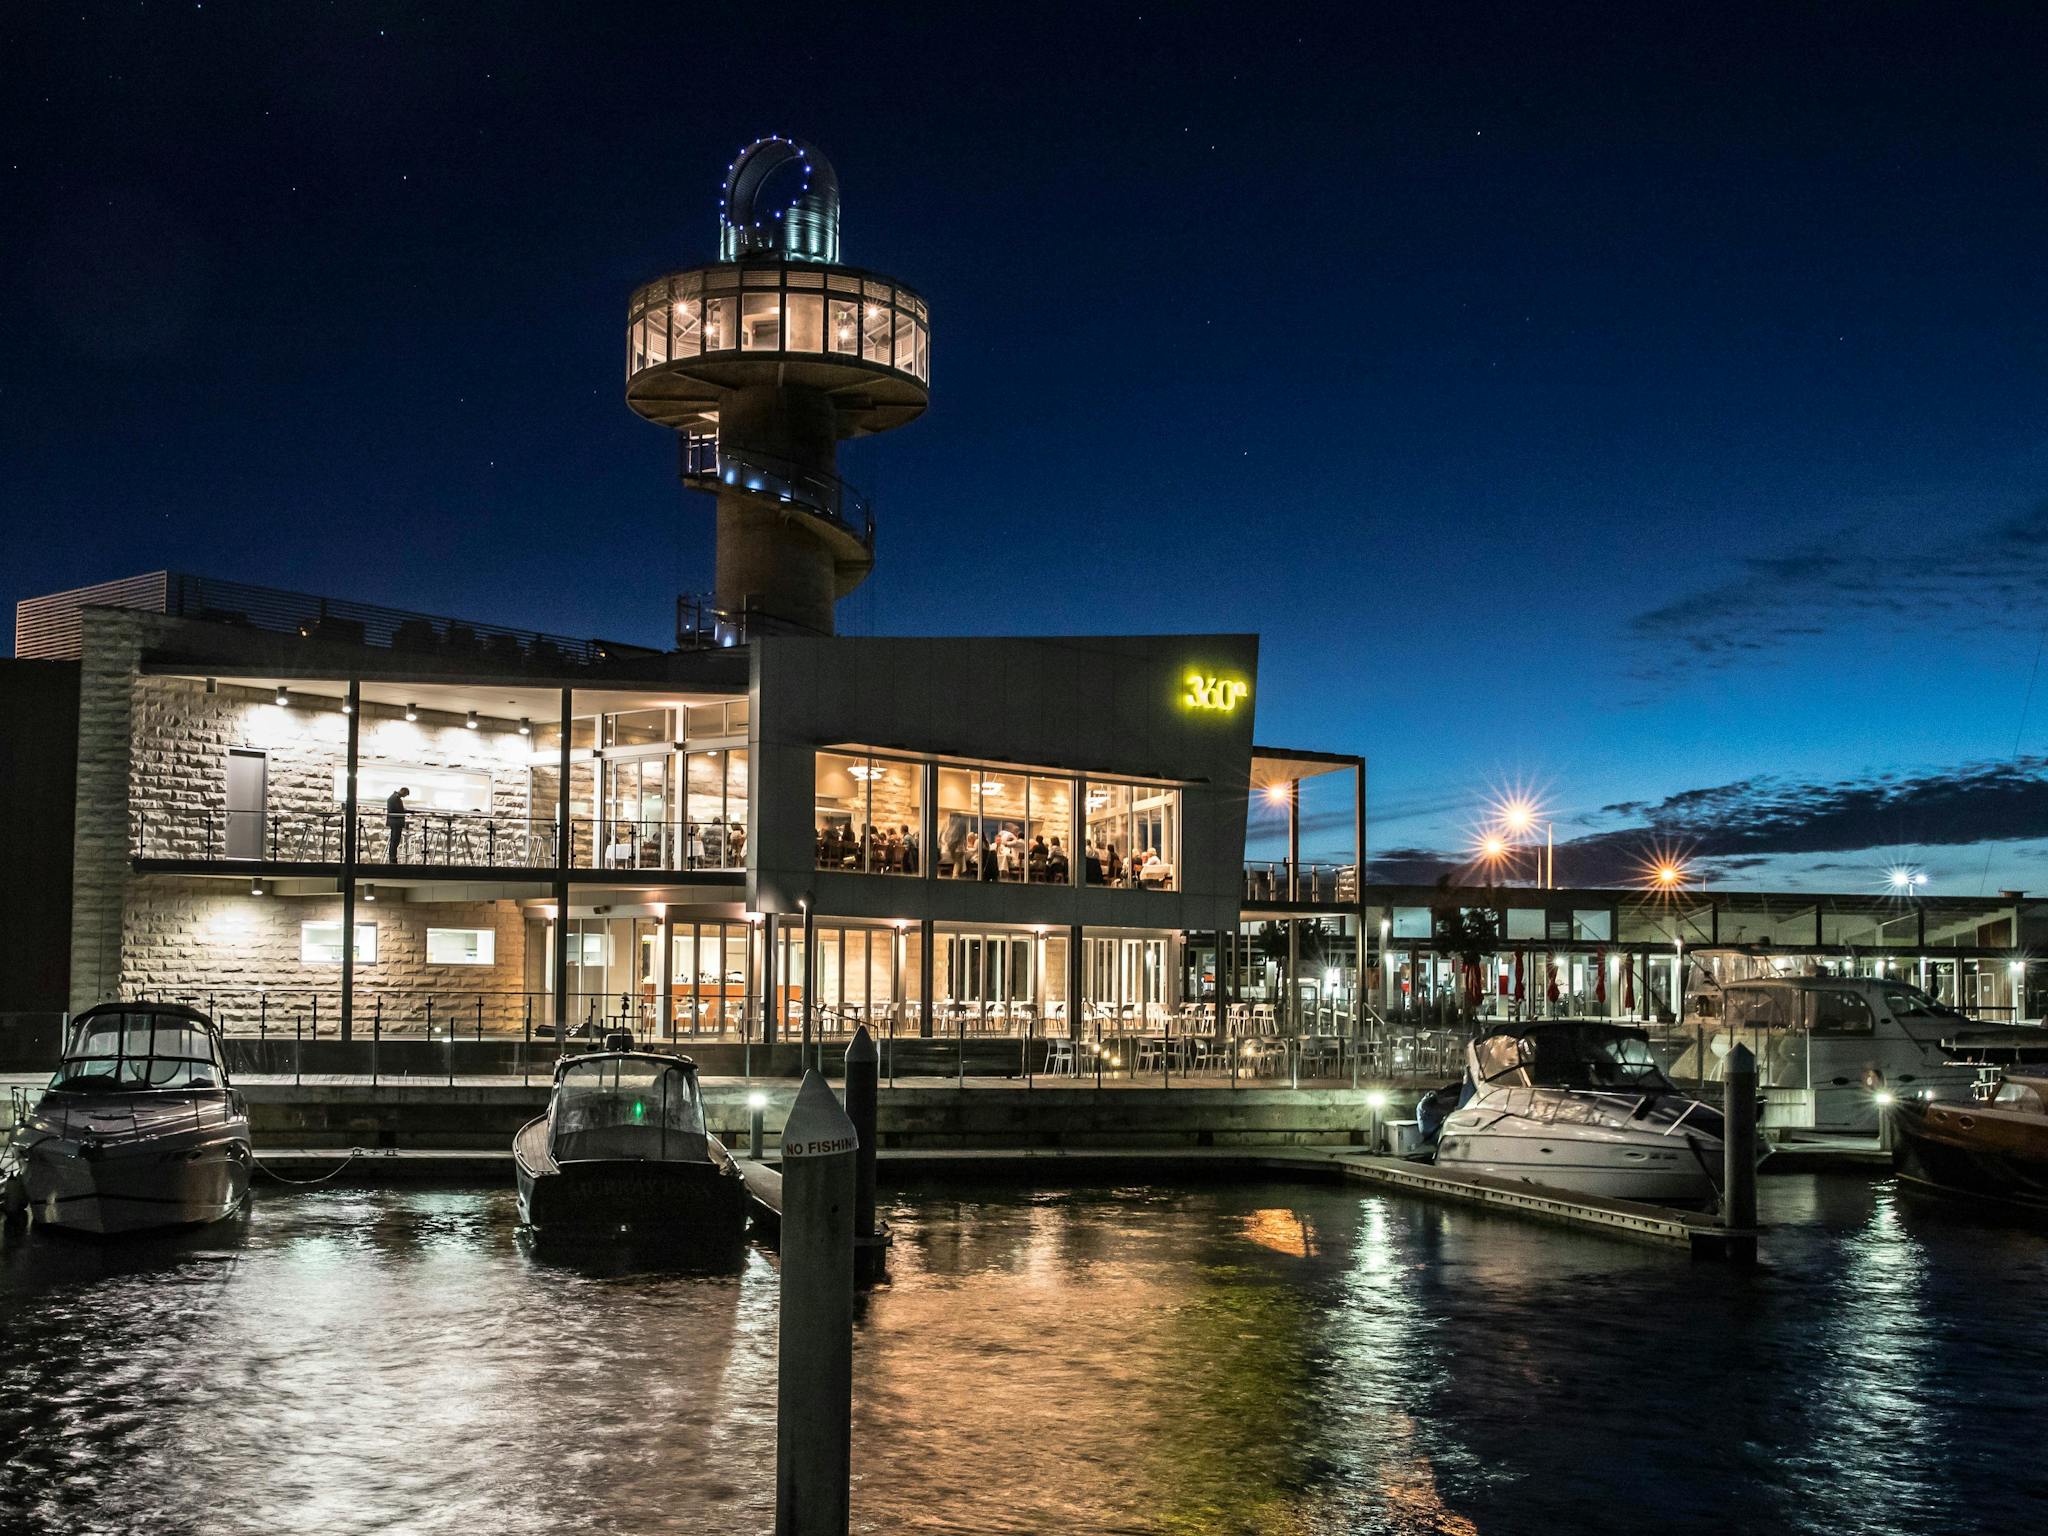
[625, 137, 931, 637]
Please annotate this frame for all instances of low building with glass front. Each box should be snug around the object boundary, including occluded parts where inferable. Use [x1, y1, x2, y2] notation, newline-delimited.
[6, 574, 1371, 1065]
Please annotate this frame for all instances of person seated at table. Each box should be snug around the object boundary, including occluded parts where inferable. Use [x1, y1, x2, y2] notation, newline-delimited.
[981, 831, 1001, 881]
[1105, 844, 1124, 885]
[815, 826, 830, 868]
[882, 826, 902, 871]
[997, 830, 1023, 880]
[1028, 835, 1048, 879]
[1046, 836, 1069, 881]
[1084, 840, 1104, 883]
[901, 825, 919, 874]
[961, 830, 983, 878]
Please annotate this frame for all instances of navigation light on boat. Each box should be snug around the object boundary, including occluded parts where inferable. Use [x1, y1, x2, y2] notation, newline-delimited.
[1873, 1090, 1897, 1107]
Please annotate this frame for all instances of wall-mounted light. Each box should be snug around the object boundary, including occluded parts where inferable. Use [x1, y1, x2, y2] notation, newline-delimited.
[274, 686, 290, 708]
[405, 703, 419, 722]
[250, 878, 266, 897]
[341, 696, 353, 715]
[466, 711, 480, 730]
[517, 717, 531, 736]
[362, 883, 377, 902]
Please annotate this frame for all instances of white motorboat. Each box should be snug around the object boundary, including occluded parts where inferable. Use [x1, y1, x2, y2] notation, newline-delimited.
[8, 1003, 251, 1235]
[1434, 1022, 1735, 1206]
[1669, 974, 1983, 1134]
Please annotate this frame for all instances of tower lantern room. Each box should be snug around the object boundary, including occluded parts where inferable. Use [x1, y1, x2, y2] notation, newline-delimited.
[626, 137, 931, 638]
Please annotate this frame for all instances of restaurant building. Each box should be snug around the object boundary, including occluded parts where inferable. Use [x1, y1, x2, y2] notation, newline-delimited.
[4, 574, 1363, 1051]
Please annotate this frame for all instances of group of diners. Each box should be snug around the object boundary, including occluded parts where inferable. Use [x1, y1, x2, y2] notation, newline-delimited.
[815, 821, 921, 872]
[815, 819, 1172, 888]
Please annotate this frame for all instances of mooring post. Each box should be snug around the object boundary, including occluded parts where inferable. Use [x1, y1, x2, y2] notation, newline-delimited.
[1723, 1042, 1759, 1265]
[845, 1025, 882, 1280]
[774, 1071, 859, 1536]
[749, 1090, 767, 1161]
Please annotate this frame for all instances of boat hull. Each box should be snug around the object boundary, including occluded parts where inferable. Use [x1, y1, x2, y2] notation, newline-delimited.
[516, 1154, 749, 1245]
[1435, 1126, 1722, 1204]
[1892, 1098, 2048, 1209]
[23, 1128, 251, 1235]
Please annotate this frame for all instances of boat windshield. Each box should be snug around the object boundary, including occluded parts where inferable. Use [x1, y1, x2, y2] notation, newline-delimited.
[1878, 983, 1969, 1025]
[1515, 1025, 1673, 1092]
[51, 1013, 224, 1091]
[550, 1058, 706, 1163]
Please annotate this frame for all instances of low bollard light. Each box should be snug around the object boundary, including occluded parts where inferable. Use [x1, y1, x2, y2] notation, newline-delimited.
[1365, 1088, 1388, 1154]
[748, 1090, 768, 1161]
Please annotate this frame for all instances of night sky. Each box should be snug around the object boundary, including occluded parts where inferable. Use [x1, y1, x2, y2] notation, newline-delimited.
[8, 3, 2048, 893]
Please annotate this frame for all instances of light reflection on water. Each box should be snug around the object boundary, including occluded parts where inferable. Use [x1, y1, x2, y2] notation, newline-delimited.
[2, 1176, 2045, 1535]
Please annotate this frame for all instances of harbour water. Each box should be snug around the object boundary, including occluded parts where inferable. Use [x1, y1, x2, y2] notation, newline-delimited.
[2, 1175, 2044, 1535]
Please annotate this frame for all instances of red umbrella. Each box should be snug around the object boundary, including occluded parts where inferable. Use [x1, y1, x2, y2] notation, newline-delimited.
[1512, 950, 1525, 1002]
[1623, 958, 1636, 1012]
[1545, 956, 1560, 1003]
[1594, 948, 1608, 1006]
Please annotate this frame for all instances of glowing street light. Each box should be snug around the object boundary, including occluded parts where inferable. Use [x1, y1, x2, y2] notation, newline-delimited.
[1482, 794, 1553, 887]
[1888, 867, 1929, 893]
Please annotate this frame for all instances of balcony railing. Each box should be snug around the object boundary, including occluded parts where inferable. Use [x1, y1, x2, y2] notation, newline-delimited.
[681, 434, 876, 550]
[1243, 861, 1358, 905]
[134, 809, 747, 874]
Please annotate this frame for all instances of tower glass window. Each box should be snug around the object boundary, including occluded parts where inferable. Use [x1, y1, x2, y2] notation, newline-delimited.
[814, 752, 920, 874]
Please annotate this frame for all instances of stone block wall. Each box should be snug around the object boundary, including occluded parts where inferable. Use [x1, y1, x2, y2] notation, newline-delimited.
[120, 877, 533, 1032]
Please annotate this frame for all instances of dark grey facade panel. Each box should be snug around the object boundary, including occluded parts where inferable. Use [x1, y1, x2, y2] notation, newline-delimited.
[0, 660, 81, 1010]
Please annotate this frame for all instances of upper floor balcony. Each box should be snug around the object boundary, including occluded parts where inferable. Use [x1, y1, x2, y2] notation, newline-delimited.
[1243, 860, 1359, 908]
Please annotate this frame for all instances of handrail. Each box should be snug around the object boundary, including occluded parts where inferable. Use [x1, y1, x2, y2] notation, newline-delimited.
[681, 434, 876, 548]
[133, 808, 748, 872]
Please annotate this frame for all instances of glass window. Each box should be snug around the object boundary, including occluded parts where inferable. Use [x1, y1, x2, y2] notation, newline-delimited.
[605, 709, 671, 747]
[1572, 909, 1613, 941]
[1025, 775, 1072, 885]
[830, 298, 859, 355]
[683, 749, 742, 868]
[814, 752, 919, 875]
[300, 921, 376, 964]
[1392, 906, 1432, 940]
[671, 297, 702, 357]
[704, 295, 735, 351]
[786, 292, 824, 352]
[1083, 782, 1129, 884]
[936, 764, 980, 878]
[893, 310, 915, 371]
[815, 751, 867, 870]
[741, 292, 781, 350]
[862, 302, 893, 364]
[914, 321, 930, 381]
[427, 927, 496, 965]
[1810, 987, 1875, 1035]
[1082, 780, 1175, 888]
[1504, 908, 1546, 940]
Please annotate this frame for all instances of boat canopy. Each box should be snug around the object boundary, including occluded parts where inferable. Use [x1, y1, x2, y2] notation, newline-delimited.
[52, 1005, 229, 1092]
[1473, 1022, 1674, 1092]
[549, 1054, 708, 1163]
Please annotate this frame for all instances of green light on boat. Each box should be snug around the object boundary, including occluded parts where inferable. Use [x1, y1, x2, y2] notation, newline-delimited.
[632, 1100, 645, 1121]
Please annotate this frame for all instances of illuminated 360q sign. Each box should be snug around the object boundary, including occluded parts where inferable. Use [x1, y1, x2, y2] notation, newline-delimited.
[1184, 673, 1250, 713]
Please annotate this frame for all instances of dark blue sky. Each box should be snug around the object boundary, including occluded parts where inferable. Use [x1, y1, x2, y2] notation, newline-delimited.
[8, 3, 2048, 892]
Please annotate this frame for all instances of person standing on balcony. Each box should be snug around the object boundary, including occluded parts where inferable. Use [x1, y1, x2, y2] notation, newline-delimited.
[386, 787, 411, 862]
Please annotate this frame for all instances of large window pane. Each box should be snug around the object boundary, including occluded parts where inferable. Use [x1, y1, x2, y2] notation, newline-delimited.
[864, 757, 921, 875]
[1084, 782, 1131, 884]
[741, 292, 781, 350]
[1083, 780, 1178, 889]
[704, 295, 735, 351]
[862, 302, 892, 364]
[1026, 775, 1073, 884]
[786, 292, 824, 352]
[830, 298, 859, 355]
[936, 765, 978, 878]
[815, 751, 867, 870]
[977, 770, 1025, 881]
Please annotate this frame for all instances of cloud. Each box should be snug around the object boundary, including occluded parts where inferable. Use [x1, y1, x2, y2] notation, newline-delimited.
[1371, 755, 2048, 888]
[1625, 497, 2048, 685]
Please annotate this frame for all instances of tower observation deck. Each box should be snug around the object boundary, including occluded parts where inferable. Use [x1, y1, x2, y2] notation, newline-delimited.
[626, 137, 930, 637]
